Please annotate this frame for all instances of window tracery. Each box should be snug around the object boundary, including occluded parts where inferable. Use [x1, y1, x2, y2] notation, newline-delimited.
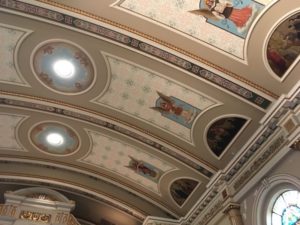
[271, 190, 300, 225]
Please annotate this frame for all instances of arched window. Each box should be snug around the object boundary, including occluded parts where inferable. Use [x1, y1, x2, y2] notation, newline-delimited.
[271, 190, 300, 225]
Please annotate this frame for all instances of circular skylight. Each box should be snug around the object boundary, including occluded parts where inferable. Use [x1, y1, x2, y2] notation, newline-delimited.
[53, 59, 75, 79]
[46, 133, 64, 146]
[32, 41, 95, 94]
[30, 122, 80, 156]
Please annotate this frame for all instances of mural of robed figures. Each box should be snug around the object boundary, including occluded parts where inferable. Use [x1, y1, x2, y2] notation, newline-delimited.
[170, 179, 199, 206]
[126, 156, 162, 182]
[190, 0, 263, 38]
[207, 117, 247, 157]
[151, 92, 201, 129]
[267, 13, 300, 78]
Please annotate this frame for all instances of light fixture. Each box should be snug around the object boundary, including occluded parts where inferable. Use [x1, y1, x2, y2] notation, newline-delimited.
[53, 59, 75, 79]
[46, 133, 64, 146]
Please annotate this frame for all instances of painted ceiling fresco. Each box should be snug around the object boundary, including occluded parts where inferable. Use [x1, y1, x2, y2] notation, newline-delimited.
[206, 117, 247, 158]
[30, 122, 80, 156]
[267, 12, 300, 79]
[93, 54, 218, 143]
[80, 130, 175, 194]
[117, 0, 276, 58]
[170, 178, 199, 207]
[32, 41, 95, 94]
[0, 113, 26, 151]
[0, 25, 29, 86]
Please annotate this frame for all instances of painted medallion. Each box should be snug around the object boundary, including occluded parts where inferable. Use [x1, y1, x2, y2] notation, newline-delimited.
[32, 41, 95, 94]
[30, 122, 80, 155]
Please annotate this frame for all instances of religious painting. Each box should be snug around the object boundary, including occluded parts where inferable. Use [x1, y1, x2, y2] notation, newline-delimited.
[267, 13, 300, 78]
[126, 156, 162, 182]
[190, 0, 264, 38]
[207, 117, 247, 157]
[170, 179, 199, 206]
[151, 91, 201, 129]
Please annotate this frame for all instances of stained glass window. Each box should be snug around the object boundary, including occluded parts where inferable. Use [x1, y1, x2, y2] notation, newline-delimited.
[272, 190, 300, 225]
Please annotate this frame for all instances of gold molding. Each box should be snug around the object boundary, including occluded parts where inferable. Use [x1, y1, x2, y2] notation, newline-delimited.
[33, 0, 278, 99]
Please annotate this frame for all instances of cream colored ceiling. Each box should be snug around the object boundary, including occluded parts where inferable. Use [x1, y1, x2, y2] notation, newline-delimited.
[0, 0, 299, 225]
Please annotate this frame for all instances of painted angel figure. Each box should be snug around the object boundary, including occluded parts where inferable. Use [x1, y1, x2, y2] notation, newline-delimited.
[190, 0, 256, 33]
[151, 91, 196, 124]
[126, 156, 159, 179]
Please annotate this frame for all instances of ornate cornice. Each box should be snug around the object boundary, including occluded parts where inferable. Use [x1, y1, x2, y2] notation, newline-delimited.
[233, 135, 285, 191]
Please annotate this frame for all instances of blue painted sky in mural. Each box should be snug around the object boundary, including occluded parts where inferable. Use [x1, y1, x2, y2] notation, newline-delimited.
[199, 0, 264, 38]
[154, 92, 201, 129]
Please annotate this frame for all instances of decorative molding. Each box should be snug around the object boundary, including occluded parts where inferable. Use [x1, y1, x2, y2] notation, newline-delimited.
[197, 200, 223, 225]
[224, 87, 300, 183]
[19, 211, 52, 223]
[233, 135, 285, 191]
[0, 204, 17, 217]
[0, 0, 274, 108]
[0, 93, 216, 177]
[223, 203, 241, 214]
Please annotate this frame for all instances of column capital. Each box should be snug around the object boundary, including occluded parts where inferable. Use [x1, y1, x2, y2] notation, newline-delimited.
[223, 203, 240, 214]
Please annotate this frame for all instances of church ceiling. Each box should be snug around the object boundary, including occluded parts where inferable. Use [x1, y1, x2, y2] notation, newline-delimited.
[0, 0, 299, 225]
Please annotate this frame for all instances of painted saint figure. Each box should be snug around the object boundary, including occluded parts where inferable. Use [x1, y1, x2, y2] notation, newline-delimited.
[190, 0, 260, 37]
[126, 156, 160, 181]
[151, 91, 200, 128]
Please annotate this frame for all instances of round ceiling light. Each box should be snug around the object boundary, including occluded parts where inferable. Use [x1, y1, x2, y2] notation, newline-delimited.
[30, 122, 80, 156]
[46, 133, 64, 146]
[32, 41, 95, 94]
[53, 59, 75, 79]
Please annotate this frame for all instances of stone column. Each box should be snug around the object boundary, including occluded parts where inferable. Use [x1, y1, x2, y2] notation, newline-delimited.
[223, 203, 244, 225]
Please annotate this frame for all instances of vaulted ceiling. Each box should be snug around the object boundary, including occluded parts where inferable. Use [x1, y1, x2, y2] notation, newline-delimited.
[0, 0, 299, 225]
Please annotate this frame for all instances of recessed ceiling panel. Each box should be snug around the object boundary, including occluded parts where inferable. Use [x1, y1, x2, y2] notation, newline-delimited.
[0, 24, 29, 86]
[0, 112, 26, 151]
[80, 130, 176, 194]
[116, 0, 276, 58]
[92, 54, 218, 143]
